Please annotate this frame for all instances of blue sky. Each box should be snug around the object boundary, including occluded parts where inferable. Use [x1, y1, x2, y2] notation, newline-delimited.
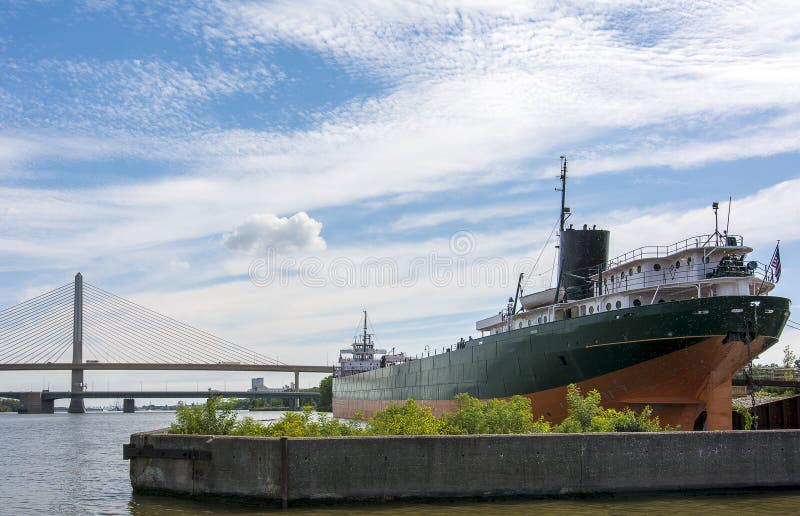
[1, 1, 798, 395]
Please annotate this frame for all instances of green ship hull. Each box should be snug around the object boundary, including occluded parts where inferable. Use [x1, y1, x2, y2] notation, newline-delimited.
[333, 295, 791, 429]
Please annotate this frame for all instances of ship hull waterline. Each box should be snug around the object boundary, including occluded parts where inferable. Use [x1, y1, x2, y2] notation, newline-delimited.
[333, 296, 791, 431]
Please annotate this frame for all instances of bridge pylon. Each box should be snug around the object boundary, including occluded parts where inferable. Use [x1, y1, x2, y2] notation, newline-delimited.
[68, 272, 85, 414]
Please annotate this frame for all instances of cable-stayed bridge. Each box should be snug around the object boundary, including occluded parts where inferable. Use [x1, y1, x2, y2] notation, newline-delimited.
[0, 273, 332, 413]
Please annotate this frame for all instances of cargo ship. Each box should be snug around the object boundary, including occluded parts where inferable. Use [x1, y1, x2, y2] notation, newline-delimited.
[334, 311, 412, 377]
[333, 158, 791, 430]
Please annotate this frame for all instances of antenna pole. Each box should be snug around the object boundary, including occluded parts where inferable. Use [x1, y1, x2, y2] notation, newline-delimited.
[725, 196, 732, 236]
[558, 156, 568, 232]
[554, 156, 568, 304]
[363, 310, 368, 348]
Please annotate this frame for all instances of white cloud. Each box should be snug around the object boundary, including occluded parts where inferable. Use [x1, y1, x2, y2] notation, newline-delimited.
[223, 212, 326, 254]
[0, 58, 282, 134]
[390, 201, 550, 232]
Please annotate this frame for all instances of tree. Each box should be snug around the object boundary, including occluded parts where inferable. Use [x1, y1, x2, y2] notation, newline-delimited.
[783, 345, 797, 369]
[0, 398, 20, 412]
[318, 375, 333, 412]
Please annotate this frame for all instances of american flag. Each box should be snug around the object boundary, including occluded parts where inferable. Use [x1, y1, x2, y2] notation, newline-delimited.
[770, 243, 781, 282]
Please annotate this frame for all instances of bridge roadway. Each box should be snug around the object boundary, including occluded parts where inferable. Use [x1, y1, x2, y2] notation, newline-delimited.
[0, 390, 319, 401]
[0, 363, 333, 373]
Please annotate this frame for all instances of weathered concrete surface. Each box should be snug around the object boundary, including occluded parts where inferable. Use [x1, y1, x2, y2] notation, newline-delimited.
[128, 430, 800, 503]
[129, 430, 283, 500]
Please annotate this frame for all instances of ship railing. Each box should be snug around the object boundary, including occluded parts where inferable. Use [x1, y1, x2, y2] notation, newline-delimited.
[583, 258, 770, 297]
[606, 234, 744, 269]
[733, 367, 800, 382]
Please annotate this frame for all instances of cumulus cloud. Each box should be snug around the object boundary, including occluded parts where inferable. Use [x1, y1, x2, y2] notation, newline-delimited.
[223, 212, 326, 254]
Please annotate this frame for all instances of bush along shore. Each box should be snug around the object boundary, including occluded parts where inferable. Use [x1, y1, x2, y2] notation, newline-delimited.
[169, 384, 672, 437]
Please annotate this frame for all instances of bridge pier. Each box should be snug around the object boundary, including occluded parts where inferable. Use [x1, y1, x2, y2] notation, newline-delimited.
[123, 398, 135, 413]
[18, 392, 54, 414]
[293, 371, 300, 410]
[68, 370, 85, 414]
[68, 273, 85, 414]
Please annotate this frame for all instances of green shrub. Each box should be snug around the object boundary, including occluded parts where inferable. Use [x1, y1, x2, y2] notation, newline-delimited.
[596, 406, 664, 432]
[170, 396, 237, 435]
[555, 385, 666, 432]
[733, 404, 756, 430]
[170, 386, 668, 437]
[367, 399, 443, 435]
[442, 394, 544, 434]
[556, 384, 602, 432]
[257, 409, 362, 437]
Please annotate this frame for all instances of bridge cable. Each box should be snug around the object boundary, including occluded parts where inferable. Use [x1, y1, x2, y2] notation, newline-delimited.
[0, 283, 72, 319]
[0, 289, 73, 342]
[0, 309, 73, 362]
[83, 292, 242, 364]
[85, 283, 284, 365]
[83, 296, 235, 364]
[0, 302, 73, 348]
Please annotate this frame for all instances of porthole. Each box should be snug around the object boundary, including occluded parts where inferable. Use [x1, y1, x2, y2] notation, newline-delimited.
[589, 306, 594, 314]
[628, 268, 633, 276]
[675, 260, 681, 269]
[705, 256, 710, 264]
[518, 321, 524, 329]
[653, 263, 661, 271]
[537, 316, 542, 324]
[527, 320, 532, 327]
[687, 257, 693, 265]
[633, 299, 641, 307]
[620, 272, 625, 280]
[615, 300, 622, 309]
[543, 316, 548, 323]
[606, 302, 612, 311]
[636, 265, 642, 273]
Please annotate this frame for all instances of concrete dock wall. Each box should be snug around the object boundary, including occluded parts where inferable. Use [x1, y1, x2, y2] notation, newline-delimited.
[127, 430, 800, 503]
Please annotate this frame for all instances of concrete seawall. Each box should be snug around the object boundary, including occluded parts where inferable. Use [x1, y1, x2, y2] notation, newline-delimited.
[126, 430, 800, 504]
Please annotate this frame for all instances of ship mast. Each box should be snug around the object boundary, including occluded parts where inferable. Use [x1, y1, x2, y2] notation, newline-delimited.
[558, 156, 568, 233]
[554, 156, 568, 304]
[363, 310, 369, 351]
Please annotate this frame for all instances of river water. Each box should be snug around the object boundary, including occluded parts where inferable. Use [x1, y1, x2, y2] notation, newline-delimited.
[1, 411, 798, 515]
